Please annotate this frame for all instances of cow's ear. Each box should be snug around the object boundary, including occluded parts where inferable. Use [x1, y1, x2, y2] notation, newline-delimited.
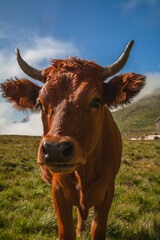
[103, 73, 146, 108]
[1, 78, 41, 110]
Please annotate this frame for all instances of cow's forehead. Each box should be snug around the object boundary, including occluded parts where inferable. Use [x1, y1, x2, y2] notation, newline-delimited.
[39, 58, 104, 106]
[39, 70, 103, 106]
[41, 57, 104, 84]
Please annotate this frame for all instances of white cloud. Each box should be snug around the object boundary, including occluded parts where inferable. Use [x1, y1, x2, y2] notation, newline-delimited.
[0, 108, 42, 136]
[23, 37, 77, 64]
[134, 72, 160, 101]
[0, 32, 78, 136]
[122, 0, 140, 9]
[0, 102, 12, 131]
[0, 35, 78, 80]
[120, 0, 159, 9]
[0, 101, 42, 136]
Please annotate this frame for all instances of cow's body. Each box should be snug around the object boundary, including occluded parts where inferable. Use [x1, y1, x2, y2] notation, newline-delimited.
[41, 105, 122, 239]
[1, 41, 145, 240]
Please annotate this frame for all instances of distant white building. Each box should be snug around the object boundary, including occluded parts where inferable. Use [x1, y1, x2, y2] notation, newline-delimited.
[156, 117, 160, 134]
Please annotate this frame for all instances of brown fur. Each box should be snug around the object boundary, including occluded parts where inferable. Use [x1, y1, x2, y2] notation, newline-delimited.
[103, 72, 146, 107]
[1, 79, 40, 110]
[1, 57, 146, 240]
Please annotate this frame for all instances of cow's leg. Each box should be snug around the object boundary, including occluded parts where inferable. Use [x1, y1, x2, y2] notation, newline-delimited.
[52, 183, 76, 240]
[91, 183, 115, 240]
[76, 207, 85, 237]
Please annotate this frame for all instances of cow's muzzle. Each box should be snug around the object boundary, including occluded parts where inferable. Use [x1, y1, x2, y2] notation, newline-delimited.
[42, 141, 73, 160]
[41, 141, 77, 173]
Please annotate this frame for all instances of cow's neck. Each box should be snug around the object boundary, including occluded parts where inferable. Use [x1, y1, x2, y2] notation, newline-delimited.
[79, 127, 103, 181]
[75, 136, 103, 219]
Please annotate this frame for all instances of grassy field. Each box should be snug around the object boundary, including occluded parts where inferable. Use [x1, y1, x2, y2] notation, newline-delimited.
[0, 135, 160, 240]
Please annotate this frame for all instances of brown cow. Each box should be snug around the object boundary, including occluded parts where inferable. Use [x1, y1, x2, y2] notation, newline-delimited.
[1, 40, 145, 240]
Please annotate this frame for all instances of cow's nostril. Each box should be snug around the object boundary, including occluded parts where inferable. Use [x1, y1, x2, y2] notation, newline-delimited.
[62, 142, 74, 158]
[42, 142, 50, 156]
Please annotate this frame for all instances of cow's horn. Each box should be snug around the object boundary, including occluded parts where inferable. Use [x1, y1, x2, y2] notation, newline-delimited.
[103, 40, 134, 78]
[16, 48, 44, 82]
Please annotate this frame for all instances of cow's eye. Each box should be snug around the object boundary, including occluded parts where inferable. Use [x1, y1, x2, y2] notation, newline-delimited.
[34, 100, 42, 111]
[89, 97, 101, 109]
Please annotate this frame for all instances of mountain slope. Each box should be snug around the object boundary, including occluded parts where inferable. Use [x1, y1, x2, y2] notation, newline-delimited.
[112, 89, 160, 134]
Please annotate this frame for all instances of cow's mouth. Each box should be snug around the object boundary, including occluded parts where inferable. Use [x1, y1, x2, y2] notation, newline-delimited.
[46, 163, 77, 173]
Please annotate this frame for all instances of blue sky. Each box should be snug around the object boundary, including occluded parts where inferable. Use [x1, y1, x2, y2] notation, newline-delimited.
[0, 0, 160, 135]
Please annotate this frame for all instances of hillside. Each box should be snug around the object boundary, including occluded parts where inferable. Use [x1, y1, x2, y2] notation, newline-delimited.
[112, 89, 160, 135]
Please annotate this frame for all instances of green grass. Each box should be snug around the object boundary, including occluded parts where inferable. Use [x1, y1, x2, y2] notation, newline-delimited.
[0, 135, 160, 239]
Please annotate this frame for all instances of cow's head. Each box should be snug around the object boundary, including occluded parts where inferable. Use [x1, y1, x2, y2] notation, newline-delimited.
[1, 41, 145, 173]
